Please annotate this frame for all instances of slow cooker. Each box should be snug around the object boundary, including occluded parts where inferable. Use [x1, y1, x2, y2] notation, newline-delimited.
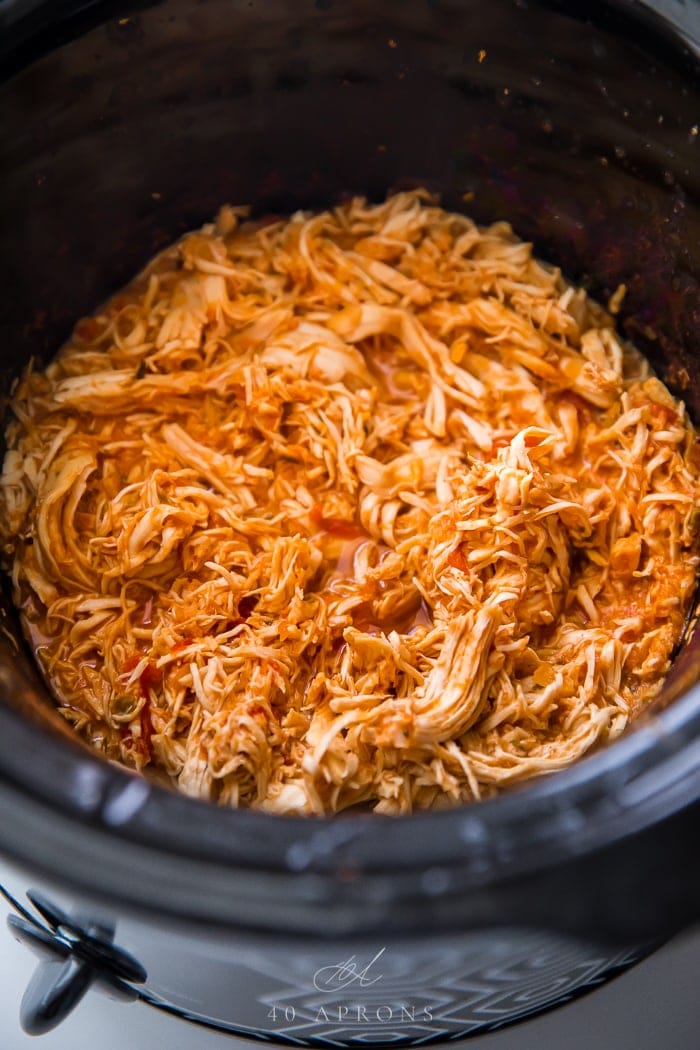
[0, 0, 699, 1042]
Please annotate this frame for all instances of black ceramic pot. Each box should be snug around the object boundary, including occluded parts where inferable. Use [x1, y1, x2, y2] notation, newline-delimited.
[0, 0, 699, 1042]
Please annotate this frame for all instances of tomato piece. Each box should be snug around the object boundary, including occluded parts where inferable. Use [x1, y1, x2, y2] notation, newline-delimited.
[139, 663, 162, 696]
[447, 547, 467, 572]
[120, 699, 153, 763]
[310, 503, 365, 538]
[171, 636, 194, 653]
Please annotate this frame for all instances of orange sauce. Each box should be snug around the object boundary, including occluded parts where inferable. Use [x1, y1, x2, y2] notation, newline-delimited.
[319, 533, 370, 589]
[351, 597, 432, 635]
[122, 654, 163, 698]
[318, 531, 433, 636]
[364, 341, 423, 401]
[309, 503, 366, 539]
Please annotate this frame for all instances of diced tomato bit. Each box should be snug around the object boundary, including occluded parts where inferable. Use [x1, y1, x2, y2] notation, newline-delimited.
[120, 701, 153, 763]
[172, 636, 194, 653]
[524, 431, 544, 447]
[139, 663, 163, 697]
[310, 502, 365, 538]
[327, 519, 366, 539]
[123, 654, 162, 698]
[447, 547, 467, 572]
[309, 504, 325, 529]
[122, 653, 141, 673]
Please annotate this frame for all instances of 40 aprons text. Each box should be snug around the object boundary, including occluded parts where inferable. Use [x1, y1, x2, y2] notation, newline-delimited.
[267, 1004, 434, 1024]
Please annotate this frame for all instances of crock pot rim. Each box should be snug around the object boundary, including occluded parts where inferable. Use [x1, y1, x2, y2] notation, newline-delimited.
[1, 674, 698, 886]
[0, 0, 699, 925]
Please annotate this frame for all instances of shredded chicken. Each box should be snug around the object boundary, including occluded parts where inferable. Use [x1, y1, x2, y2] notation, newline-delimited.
[2, 191, 699, 815]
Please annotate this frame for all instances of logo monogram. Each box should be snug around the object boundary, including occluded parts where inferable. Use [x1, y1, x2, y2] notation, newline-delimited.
[312, 948, 386, 992]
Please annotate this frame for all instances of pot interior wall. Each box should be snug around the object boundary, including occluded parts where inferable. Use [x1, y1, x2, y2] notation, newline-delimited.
[0, 0, 699, 730]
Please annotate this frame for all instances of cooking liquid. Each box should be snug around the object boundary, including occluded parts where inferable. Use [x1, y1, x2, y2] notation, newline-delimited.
[314, 528, 431, 638]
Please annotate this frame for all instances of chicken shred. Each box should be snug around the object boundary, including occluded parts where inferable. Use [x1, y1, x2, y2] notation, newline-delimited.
[1, 191, 699, 815]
